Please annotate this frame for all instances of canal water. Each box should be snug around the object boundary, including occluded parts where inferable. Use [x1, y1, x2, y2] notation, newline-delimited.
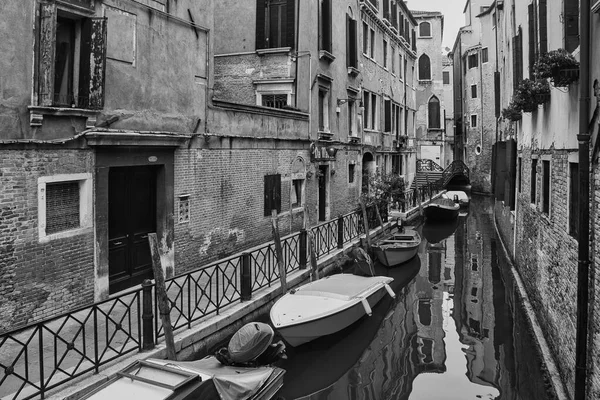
[274, 195, 556, 400]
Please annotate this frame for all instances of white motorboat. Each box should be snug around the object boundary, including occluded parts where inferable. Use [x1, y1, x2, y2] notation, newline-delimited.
[270, 274, 395, 347]
[443, 190, 470, 208]
[372, 228, 421, 267]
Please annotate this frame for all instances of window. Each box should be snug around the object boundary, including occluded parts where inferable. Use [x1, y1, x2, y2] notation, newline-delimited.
[370, 27, 375, 58]
[542, 160, 550, 214]
[518, 157, 522, 193]
[539, 0, 547, 54]
[319, 0, 332, 53]
[318, 87, 330, 132]
[468, 53, 478, 69]
[178, 195, 190, 223]
[443, 71, 450, 84]
[348, 98, 357, 137]
[348, 163, 356, 183]
[470, 114, 477, 128]
[37, 3, 107, 109]
[564, 0, 579, 52]
[384, 99, 391, 132]
[291, 179, 304, 208]
[383, 0, 390, 20]
[264, 174, 281, 216]
[393, 103, 401, 137]
[418, 300, 431, 326]
[391, 46, 396, 74]
[471, 84, 478, 98]
[569, 162, 579, 239]
[262, 94, 288, 109]
[482, 48, 489, 63]
[363, 91, 377, 130]
[38, 173, 93, 242]
[513, 27, 523, 91]
[256, 0, 295, 49]
[492, 11, 496, 29]
[399, 54, 403, 79]
[383, 39, 388, 68]
[428, 96, 440, 129]
[362, 22, 375, 58]
[531, 159, 537, 204]
[418, 54, 431, 80]
[362, 22, 369, 54]
[346, 14, 358, 68]
[419, 21, 431, 37]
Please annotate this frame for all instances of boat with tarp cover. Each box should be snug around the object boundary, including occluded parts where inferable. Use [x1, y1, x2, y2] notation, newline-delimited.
[423, 197, 460, 222]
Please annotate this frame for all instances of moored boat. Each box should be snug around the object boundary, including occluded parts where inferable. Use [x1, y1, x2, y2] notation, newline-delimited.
[443, 190, 470, 208]
[270, 274, 395, 347]
[423, 197, 460, 222]
[372, 228, 421, 267]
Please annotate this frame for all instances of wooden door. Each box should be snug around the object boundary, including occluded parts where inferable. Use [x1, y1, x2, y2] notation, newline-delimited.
[318, 166, 327, 221]
[108, 166, 157, 294]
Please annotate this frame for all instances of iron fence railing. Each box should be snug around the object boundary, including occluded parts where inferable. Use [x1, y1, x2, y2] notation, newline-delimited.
[0, 201, 413, 399]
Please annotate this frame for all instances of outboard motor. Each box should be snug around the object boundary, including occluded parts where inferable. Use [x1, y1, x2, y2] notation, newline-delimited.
[215, 322, 287, 367]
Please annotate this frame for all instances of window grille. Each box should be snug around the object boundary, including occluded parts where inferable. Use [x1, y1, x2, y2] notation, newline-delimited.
[262, 94, 288, 109]
[46, 182, 80, 234]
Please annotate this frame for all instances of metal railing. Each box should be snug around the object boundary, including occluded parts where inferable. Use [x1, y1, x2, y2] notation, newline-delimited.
[0, 203, 390, 400]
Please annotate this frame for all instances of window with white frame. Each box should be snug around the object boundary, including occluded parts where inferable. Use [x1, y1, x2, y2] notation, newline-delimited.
[419, 21, 431, 37]
[391, 46, 396, 74]
[383, 39, 388, 68]
[255, 79, 293, 109]
[291, 178, 304, 208]
[348, 95, 358, 137]
[178, 195, 190, 223]
[470, 114, 477, 128]
[363, 91, 378, 130]
[318, 84, 331, 132]
[38, 173, 93, 242]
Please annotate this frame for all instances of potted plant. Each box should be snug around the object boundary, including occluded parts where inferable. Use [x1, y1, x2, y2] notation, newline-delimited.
[514, 79, 550, 112]
[502, 101, 522, 122]
[533, 49, 580, 87]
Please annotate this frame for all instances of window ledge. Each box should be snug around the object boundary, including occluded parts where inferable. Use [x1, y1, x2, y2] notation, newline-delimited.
[419, 36, 433, 39]
[348, 136, 361, 144]
[319, 50, 336, 63]
[347, 66, 360, 77]
[256, 47, 291, 56]
[28, 105, 100, 128]
[427, 128, 444, 132]
[318, 131, 334, 140]
[418, 79, 433, 85]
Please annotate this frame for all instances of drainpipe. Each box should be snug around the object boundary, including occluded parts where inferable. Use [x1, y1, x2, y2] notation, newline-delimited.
[575, 0, 591, 398]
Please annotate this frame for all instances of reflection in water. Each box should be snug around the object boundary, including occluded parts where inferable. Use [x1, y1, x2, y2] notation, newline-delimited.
[278, 196, 553, 400]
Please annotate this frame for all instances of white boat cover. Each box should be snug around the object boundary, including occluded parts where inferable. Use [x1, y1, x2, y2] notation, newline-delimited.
[149, 357, 275, 400]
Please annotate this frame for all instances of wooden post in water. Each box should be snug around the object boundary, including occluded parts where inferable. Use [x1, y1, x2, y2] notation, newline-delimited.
[374, 202, 387, 235]
[148, 233, 176, 360]
[304, 205, 319, 281]
[359, 198, 371, 251]
[271, 210, 287, 295]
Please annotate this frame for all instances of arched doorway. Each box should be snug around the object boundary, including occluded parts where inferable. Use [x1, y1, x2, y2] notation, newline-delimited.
[361, 152, 376, 194]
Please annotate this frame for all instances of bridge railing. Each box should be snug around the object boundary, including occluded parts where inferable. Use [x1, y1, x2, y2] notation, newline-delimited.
[416, 159, 444, 172]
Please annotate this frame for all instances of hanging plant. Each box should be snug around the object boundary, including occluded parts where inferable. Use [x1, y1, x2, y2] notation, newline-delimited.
[514, 78, 551, 112]
[533, 49, 580, 87]
[502, 101, 522, 122]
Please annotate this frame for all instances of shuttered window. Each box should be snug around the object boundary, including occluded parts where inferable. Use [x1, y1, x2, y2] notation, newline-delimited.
[419, 22, 431, 37]
[528, 3, 537, 76]
[569, 162, 579, 239]
[46, 182, 80, 234]
[539, 0, 547, 54]
[346, 15, 358, 68]
[384, 99, 391, 132]
[443, 71, 450, 84]
[542, 160, 550, 214]
[38, 2, 106, 109]
[256, 0, 295, 50]
[428, 96, 440, 129]
[513, 28, 523, 92]
[264, 174, 281, 216]
[418, 54, 431, 80]
[319, 0, 332, 53]
[564, 0, 579, 53]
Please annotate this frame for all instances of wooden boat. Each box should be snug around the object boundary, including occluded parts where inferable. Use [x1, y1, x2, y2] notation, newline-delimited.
[372, 228, 421, 267]
[423, 197, 460, 222]
[270, 274, 395, 347]
[443, 190, 470, 208]
[80, 357, 285, 400]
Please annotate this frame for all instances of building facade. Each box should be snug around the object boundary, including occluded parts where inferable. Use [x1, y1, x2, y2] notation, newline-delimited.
[490, 0, 600, 398]
[413, 11, 454, 169]
[451, 0, 496, 193]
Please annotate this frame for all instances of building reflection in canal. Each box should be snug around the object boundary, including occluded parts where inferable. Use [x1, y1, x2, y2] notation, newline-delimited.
[277, 196, 554, 400]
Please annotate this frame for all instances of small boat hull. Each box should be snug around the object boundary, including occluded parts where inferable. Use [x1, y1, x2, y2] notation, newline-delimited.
[372, 229, 421, 267]
[424, 198, 460, 222]
[270, 275, 394, 347]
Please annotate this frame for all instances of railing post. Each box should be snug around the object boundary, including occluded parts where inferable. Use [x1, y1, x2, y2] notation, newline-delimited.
[337, 215, 344, 249]
[299, 229, 307, 269]
[142, 279, 155, 350]
[241, 253, 252, 301]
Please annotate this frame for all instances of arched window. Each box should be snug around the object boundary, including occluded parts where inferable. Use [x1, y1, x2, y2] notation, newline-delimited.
[419, 21, 431, 37]
[418, 54, 431, 80]
[428, 96, 440, 129]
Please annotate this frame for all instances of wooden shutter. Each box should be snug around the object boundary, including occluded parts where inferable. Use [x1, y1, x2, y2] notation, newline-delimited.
[494, 71, 500, 117]
[569, 163, 579, 238]
[321, 0, 331, 52]
[495, 142, 506, 200]
[506, 139, 517, 210]
[384, 100, 391, 132]
[264, 175, 273, 216]
[87, 17, 107, 109]
[531, 159, 537, 204]
[528, 3, 535, 75]
[285, 0, 295, 49]
[538, 0, 547, 54]
[256, 0, 266, 49]
[39, 1, 57, 106]
[349, 18, 357, 68]
[274, 174, 281, 213]
[564, 0, 579, 53]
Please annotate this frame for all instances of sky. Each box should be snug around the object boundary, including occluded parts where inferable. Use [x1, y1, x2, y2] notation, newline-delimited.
[407, 0, 466, 50]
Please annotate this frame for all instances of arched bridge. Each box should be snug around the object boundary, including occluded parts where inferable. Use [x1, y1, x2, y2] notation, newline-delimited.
[411, 159, 470, 190]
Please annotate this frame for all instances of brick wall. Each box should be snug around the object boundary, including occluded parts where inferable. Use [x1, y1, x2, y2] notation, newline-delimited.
[0, 149, 95, 333]
[513, 148, 579, 396]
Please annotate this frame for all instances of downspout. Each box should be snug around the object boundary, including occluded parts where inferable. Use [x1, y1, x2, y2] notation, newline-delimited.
[575, 0, 591, 398]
